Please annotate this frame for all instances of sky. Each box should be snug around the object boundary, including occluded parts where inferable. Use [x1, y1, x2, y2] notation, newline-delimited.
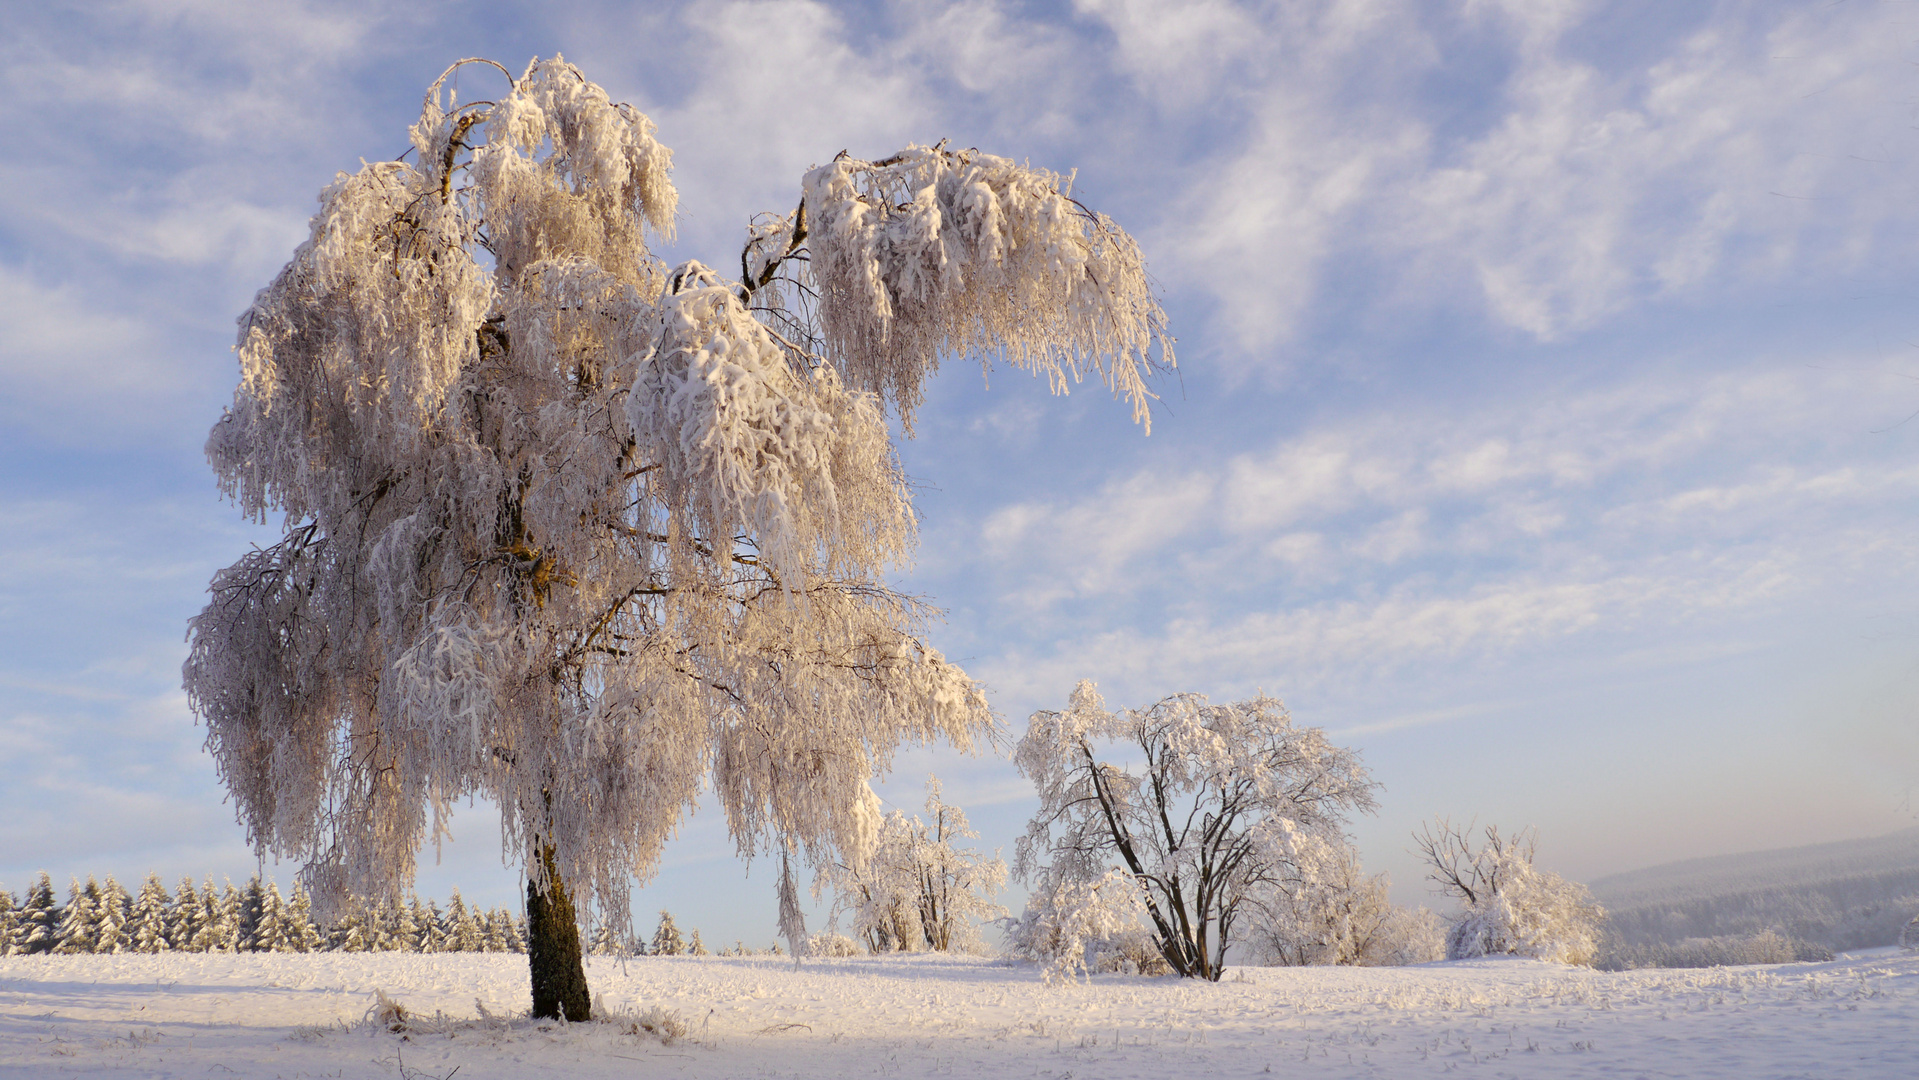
[4, 0, 1919, 949]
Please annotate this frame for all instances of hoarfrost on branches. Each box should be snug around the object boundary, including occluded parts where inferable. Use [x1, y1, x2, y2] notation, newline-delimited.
[1416, 820, 1605, 966]
[183, 50, 1166, 966]
[1247, 852, 1444, 968]
[817, 776, 1008, 954]
[183, 54, 1169, 1015]
[1012, 682, 1378, 981]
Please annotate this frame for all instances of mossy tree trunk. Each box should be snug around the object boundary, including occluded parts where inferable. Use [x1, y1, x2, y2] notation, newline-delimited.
[527, 842, 591, 1021]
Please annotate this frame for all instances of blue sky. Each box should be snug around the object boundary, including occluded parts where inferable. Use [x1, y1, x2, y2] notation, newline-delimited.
[4, 0, 1919, 947]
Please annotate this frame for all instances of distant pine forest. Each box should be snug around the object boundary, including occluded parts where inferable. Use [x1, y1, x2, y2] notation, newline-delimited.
[0, 872, 739, 957]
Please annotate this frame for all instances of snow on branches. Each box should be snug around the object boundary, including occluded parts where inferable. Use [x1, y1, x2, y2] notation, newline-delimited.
[1415, 820, 1605, 966]
[1012, 682, 1378, 982]
[745, 143, 1174, 431]
[817, 777, 1007, 955]
[185, 52, 1168, 986]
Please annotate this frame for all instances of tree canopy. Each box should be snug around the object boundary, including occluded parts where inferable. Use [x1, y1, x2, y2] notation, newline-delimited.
[183, 54, 1173, 969]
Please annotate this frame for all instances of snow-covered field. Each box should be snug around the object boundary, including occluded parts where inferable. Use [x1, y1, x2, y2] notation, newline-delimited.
[3, 950, 1915, 1079]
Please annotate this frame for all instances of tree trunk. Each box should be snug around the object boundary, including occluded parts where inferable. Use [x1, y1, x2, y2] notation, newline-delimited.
[526, 842, 591, 1021]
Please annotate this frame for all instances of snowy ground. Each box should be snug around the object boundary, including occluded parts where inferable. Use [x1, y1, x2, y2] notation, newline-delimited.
[3, 950, 1916, 1079]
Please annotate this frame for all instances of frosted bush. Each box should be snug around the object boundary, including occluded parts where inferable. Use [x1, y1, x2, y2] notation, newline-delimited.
[808, 931, 863, 957]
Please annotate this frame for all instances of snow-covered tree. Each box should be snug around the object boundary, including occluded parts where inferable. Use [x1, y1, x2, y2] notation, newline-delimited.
[214, 882, 244, 952]
[445, 890, 485, 952]
[587, 923, 624, 955]
[15, 874, 59, 955]
[1248, 853, 1443, 968]
[1004, 867, 1166, 983]
[820, 777, 1006, 953]
[128, 875, 172, 953]
[184, 879, 221, 952]
[54, 878, 100, 955]
[0, 887, 16, 955]
[93, 877, 132, 954]
[286, 883, 324, 952]
[235, 876, 266, 951]
[1013, 683, 1378, 981]
[392, 897, 422, 952]
[1416, 820, 1605, 966]
[250, 882, 289, 952]
[688, 928, 707, 956]
[183, 55, 1168, 1019]
[651, 911, 685, 956]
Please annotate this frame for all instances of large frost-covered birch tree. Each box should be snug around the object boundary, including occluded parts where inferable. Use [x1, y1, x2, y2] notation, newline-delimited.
[184, 56, 1171, 1019]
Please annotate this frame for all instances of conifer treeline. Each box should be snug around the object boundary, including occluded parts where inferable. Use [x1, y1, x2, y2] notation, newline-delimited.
[0, 872, 523, 956]
[0, 874, 741, 959]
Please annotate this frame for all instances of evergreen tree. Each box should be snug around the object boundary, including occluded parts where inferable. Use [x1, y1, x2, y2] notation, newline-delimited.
[651, 911, 685, 957]
[237, 876, 266, 951]
[332, 900, 374, 952]
[130, 875, 172, 953]
[167, 876, 201, 951]
[391, 896, 421, 953]
[450, 890, 486, 952]
[498, 909, 526, 954]
[286, 883, 323, 953]
[362, 895, 393, 951]
[423, 900, 447, 953]
[481, 908, 508, 953]
[689, 929, 707, 956]
[0, 887, 18, 955]
[94, 876, 132, 954]
[189, 879, 224, 952]
[587, 923, 620, 955]
[54, 877, 100, 954]
[16, 874, 59, 955]
[253, 882, 290, 952]
[215, 881, 244, 952]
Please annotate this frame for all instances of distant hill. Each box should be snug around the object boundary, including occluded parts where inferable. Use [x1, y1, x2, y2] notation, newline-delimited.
[1590, 827, 1919, 952]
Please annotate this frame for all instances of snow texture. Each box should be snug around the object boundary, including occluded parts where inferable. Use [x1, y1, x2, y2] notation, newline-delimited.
[2, 950, 1916, 1078]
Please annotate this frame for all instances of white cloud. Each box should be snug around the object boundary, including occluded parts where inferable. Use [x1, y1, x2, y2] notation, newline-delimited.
[950, 359, 1919, 712]
[1111, 1, 1919, 355]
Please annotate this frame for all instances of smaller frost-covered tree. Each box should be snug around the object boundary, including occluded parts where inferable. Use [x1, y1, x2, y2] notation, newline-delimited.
[1248, 852, 1442, 967]
[253, 883, 292, 952]
[1013, 683, 1378, 981]
[16, 874, 59, 955]
[651, 911, 686, 956]
[819, 777, 1006, 953]
[0, 887, 17, 955]
[187, 879, 224, 952]
[236, 877, 266, 950]
[287, 884, 324, 952]
[130, 875, 172, 953]
[54, 878, 100, 955]
[445, 890, 485, 952]
[1416, 819, 1604, 966]
[93, 877, 132, 954]
[0, 888, 15, 954]
[1004, 867, 1165, 983]
[215, 882, 244, 952]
